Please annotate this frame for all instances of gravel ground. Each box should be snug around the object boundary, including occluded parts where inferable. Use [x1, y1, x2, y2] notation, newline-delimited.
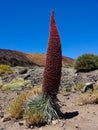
[0, 91, 98, 130]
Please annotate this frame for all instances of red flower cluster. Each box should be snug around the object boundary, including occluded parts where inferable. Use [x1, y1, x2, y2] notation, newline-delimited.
[42, 11, 62, 98]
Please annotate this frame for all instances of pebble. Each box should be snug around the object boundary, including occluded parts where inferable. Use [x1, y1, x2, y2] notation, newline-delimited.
[59, 122, 64, 127]
[31, 126, 34, 129]
[1, 116, 11, 122]
[19, 121, 24, 126]
[52, 120, 59, 125]
[75, 124, 79, 129]
[0, 112, 4, 118]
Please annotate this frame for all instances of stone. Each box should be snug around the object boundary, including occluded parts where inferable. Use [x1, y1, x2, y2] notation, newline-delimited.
[24, 74, 30, 80]
[52, 120, 59, 125]
[30, 125, 34, 129]
[19, 68, 28, 74]
[0, 112, 4, 118]
[81, 82, 95, 93]
[59, 122, 64, 127]
[1, 115, 11, 122]
[19, 121, 25, 126]
[75, 124, 79, 129]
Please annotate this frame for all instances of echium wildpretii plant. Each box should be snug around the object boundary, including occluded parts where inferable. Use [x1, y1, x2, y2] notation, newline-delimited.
[24, 10, 62, 127]
[42, 10, 62, 98]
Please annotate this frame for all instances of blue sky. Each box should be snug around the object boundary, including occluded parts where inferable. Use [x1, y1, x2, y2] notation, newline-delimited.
[0, 0, 98, 59]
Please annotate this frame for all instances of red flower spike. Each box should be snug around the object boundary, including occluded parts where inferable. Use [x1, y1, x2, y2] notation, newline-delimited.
[42, 11, 62, 98]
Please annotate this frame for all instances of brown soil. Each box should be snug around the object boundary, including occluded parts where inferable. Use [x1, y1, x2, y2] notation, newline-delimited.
[0, 91, 98, 130]
[26, 53, 74, 67]
[0, 49, 74, 67]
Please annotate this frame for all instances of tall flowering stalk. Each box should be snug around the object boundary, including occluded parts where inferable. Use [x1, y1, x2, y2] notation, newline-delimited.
[24, 11, 62, 126]
[42, 10, 62, 98]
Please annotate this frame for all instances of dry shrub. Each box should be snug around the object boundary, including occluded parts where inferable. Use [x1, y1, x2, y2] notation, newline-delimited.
[78, 90, 98, 105]
[0, 64, 12, 76]
[2, 78, 30, 91]
[25, 110, 44, 127]
[7, 86, 41, 119]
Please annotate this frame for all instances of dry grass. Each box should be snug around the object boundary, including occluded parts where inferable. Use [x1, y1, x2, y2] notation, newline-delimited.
[7, 86, 42, 119]
[25, 111, 44, 127]
[2, 78, 30, 91]
[0, 64, 12, 76]
[78, 90, 98, 105]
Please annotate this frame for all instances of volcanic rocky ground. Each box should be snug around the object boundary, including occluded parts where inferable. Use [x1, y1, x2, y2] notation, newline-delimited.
[0, 65, 98, 130]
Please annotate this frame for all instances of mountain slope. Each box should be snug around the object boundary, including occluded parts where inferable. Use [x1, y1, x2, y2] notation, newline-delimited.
[0, 49, 74, 67]
[26, 53, 74, 67]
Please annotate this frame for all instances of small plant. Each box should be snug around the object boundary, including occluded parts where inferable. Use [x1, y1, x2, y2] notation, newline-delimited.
[60, 83, 84, 94]
[65, 86, 72, 92]
[62, 64, 70, 68]
[74, 83, 84, 92]
[0, 78, 3, 86]
[7, 93, 27, 118]
[60, 88, 69, 95]
[78, 90, 98, 105]
[0, 64, 12, 76]
[7, 86, 41, 118]
[24, 94, 61, 126]
[2, 78, 30, 91]
[74, 53, 98, 72]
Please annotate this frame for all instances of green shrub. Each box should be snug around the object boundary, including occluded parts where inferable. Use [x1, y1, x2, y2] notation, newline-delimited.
[74, 83, 84, 91]
[74, 53, 98, 72]
[0, 64, 13, 75]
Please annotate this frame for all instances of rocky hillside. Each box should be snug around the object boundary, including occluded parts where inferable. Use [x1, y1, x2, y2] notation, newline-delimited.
[0, 66, 98, 130]
[0, 49, 74, 67]
[0, 49, 35, 67]
[0, 65, 98, 92]
[26, 53, 74, 67]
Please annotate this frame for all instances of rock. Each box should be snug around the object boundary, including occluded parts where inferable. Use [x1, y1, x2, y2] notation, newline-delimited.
[1, 115, 11, 122]
[59, 122, 64, 127]
[0, 112, 4, 118]
[81, 82, 94, 93]
[66, 97, 70, 100]
[30, 125, 34, 129]
[19, 68, 28, 74]
[19, 121, 25, 126]
[52, 120, 59, 125]
[75, 124, 79, 128]
[24, 74, 31, 80]
[1, 66, 98, 91]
